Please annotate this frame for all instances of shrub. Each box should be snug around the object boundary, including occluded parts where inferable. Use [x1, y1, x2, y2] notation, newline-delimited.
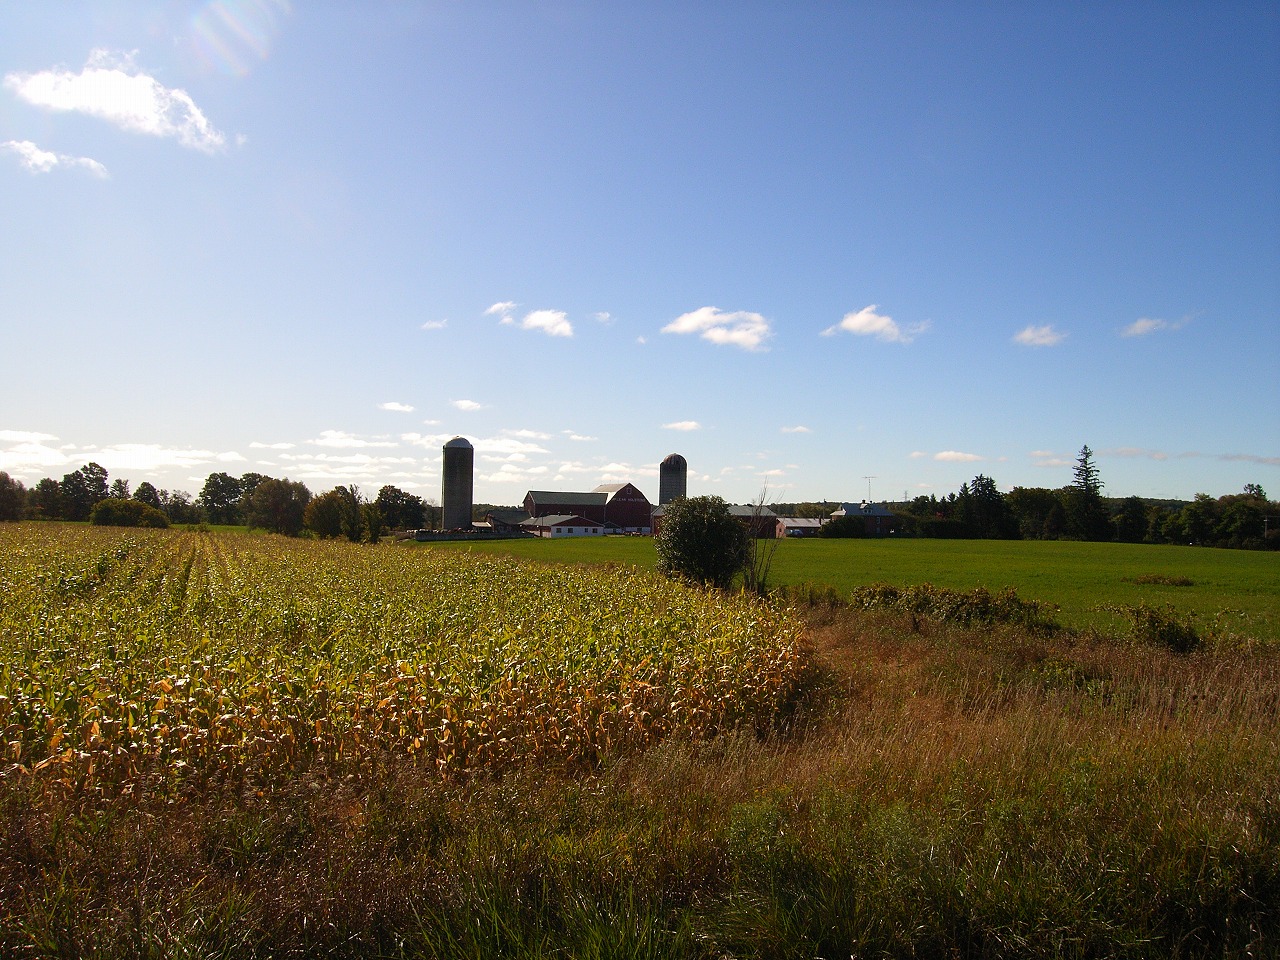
[1132, 574, 1195, 587]
[655, 496, 747, 590]
[846, 582, 1061, 633]
[90, 497, 170, 528]
[1110, 603, 1201, 653]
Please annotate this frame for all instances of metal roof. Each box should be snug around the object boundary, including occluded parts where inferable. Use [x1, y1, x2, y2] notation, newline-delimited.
[525, 490, 607, 506]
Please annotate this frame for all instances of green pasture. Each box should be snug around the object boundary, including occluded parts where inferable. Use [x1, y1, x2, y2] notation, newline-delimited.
[414, 536, 1279, 641]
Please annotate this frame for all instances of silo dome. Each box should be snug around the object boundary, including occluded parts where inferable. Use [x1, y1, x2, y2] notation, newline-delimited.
[658, 453, 688, 505]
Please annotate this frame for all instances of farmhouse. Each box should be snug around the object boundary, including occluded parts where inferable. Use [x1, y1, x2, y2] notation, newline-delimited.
[520, 514, 604, 538]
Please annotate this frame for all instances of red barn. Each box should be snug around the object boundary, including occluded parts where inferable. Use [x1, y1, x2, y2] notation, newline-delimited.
[594, 483, 652, 532]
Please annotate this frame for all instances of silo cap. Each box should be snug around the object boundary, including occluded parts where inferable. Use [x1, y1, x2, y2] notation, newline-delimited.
[444, 436, 473, 449]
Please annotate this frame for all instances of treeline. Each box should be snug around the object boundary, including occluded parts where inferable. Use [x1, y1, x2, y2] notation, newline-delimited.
[0, 466, 440, 539]
[776, 448, 1277, 550]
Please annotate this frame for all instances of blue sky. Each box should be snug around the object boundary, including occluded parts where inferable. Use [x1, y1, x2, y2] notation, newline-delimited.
[2, 1, 1277, 506]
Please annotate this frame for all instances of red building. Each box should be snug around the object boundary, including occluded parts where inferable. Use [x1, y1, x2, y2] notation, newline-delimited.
[593, 483, 652, 532]
[523, 484, 654, 532]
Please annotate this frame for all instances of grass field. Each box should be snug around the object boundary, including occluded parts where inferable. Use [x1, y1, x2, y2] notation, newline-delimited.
[412, 536, 1280, 643]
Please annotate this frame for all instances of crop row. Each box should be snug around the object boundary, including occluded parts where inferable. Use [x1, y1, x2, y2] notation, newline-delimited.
[0, 524, 807, 801]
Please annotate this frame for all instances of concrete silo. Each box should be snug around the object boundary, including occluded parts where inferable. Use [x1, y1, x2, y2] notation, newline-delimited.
[658, 453, 687, 505]
[441, 437, 474, 529]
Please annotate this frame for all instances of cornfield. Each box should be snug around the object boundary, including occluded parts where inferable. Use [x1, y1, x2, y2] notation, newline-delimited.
[0, 524, 808, 802]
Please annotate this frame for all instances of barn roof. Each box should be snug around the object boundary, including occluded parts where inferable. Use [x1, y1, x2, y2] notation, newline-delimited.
[525, 490, 607, 506]
[521, 514, 601, 527]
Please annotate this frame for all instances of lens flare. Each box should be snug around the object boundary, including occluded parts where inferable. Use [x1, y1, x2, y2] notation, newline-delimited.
[191, 0, 290, 77]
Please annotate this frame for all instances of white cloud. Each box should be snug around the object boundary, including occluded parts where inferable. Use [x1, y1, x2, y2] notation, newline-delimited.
[822, 305, 927, 344]
[420, 319, 447, 331]
[934, 451, 983, 462]
[485, 301, 517, 324]
[504, 428, 551, 440]
[250, 441, 295, 450]
[518, 309, 573, 338]
[663, 421, 701, 431]
[594, 312, 613, 324]
[474, 436, 549, 456]
[2, 140, 107, 177]
[1120, 316, 1188, 338]
[662, 306, 772, 352]
[781, 425, 811, 434]
[401, 432, 453, 449]
[1013, 324, 1066, 347]
[5, 50, 226, 153]
[564, 432, 596, 442]
[309, 430, 397, 449]
[909, 451, 927, 459]
[379, 401, 415, 413]
[0, 430, 58, 443]
[636, 336, 647, 345]
[451, 399, 484, 412]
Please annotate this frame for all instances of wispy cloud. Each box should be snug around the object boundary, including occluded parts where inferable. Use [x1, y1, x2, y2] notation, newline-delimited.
[1120, 316, 1188, 338]
[451, 399, 484, 412]
[593, 312, 613, 325]
[485, 301, 517, 323]
[1, 139, 107, 177]
[563, 431, 597, 442]
[663, 421, 701, 431]
[1013, 324, 1066, 347]
[5, 50, 226, 153]
[662, 306, 772, 352]
[781, 425, 812, 434]
[822, 305, 927, 344]
[309, 430, 397, 449]
[934, 450, 984, 462]
[250, 441, 295, 450]
[420, 319, 447, 331]
[504, 428, 551, 440]
[378, 401, 414, 413]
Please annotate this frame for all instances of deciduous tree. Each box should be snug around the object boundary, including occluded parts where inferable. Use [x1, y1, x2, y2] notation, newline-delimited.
[199, 472, 245, 525]
[60, 462, 109, 521]
[0, 472, 26, 521]
[655, 495, 747, 590]
[243, 478, 311, 536]
[133, 482, 162, 509]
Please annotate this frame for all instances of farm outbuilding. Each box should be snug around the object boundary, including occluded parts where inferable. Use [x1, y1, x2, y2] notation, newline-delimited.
[832, 501, 900, 537]
[776, 517, 825, 538]
[651, 503, 778, 539]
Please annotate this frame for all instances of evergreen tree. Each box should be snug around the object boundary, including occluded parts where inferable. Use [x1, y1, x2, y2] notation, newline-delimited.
[1064, 446, 1110, 540]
